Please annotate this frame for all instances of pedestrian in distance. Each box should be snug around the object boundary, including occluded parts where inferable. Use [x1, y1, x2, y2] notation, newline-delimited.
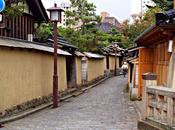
[121, 62, 128, 77]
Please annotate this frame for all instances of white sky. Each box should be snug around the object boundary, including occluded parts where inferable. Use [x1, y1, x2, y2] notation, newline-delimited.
[42, 0, 145, 22]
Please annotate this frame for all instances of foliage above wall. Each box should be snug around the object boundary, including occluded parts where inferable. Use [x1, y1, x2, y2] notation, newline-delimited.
[2, 0, 24, 18]
[147, 0, 173, 11]
[34, 0, 127, 52]
[122, 4, 163, 46]
[34, 22, 126, 52]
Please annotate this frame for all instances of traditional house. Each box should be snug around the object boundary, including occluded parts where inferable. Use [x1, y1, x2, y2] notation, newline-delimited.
[0, 0, 49, 40]
[0, 0, 74, 118]
[82, 52, 106, 82]
[0, 36, 71, 116]
[46, 37, 89, 88]
[126, 46, 140, 99]
[74, 51, 85, 86]
[102, 42, 124, 73]
[134, 24, 175, 98]
[47, 37, 79, 88]
[106, 53, 120, 71]
[134, 9, 175, 130]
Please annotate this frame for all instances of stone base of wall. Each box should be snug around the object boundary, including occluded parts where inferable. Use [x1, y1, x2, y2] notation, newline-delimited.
[0, 94, 52, 119]
[0, 90, 73, 120]
[129, 86, 139, 101]
[0, 75, 109, 120]
[138, 120, 175, 130]
[138, 120, 164, 130]
[109, 68, 123, 76]
[81, 75, 105, 87]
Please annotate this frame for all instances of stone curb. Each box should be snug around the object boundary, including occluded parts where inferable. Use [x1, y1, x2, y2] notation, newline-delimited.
[0, 76, 111, 125]
[133, 101, 142, 120]
[81, 76, 110, 92]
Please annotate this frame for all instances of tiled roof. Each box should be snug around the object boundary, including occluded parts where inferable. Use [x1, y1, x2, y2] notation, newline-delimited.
[84, 52, 105, 59]
[75, 51, 85, 57]
[0, 36, 71, 56]
[47, 37, 77, 49]
[6, 0, 49, 22]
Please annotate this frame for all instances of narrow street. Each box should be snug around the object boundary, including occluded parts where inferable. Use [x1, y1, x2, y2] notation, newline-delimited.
[3, 76, 138, 130]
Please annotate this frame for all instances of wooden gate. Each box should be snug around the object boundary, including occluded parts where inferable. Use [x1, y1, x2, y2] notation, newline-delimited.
[81, 57, 88, 83]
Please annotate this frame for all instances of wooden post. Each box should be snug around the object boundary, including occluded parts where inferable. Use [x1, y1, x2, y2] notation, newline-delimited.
[142, 73, 157, 120]
[114, 48, 117, 76]
[174, 0, 175, 9]
[167, 97, 173, 127]
[53, 21, 59, 108]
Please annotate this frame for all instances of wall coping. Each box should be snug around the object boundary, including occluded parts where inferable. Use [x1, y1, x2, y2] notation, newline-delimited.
[142, 72, 157, 80]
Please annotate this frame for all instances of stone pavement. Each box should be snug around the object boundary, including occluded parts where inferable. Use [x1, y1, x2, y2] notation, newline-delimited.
[2, 76, 139, 130]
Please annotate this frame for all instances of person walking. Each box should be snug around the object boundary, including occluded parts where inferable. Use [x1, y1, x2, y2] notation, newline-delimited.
[121, 62, 128, 77]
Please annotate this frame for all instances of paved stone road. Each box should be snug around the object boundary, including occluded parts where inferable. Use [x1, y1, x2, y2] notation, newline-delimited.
[3, 76, 138, 130]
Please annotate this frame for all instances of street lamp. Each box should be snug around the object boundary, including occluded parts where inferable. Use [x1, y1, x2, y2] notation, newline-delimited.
[47, 3, 64, 108]
[113, 42, 118, 76]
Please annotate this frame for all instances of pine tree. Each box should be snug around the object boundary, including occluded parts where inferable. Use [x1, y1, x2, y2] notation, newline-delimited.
[147, 0, 173, 11]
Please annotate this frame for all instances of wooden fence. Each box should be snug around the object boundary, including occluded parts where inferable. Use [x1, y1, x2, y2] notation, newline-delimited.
[146, 86, 175, 127]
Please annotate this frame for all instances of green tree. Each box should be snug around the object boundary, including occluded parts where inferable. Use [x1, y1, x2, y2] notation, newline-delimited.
[122, 7, 161, 47]
[34, 0, 125, 52]
[65, 0, 97, 34]
[148, 0, 173, 11]
[34, 22, 126, 51]
[3, 0, 24, 18]
[34, 23, 53, 42]
[58, 24, 110, 52]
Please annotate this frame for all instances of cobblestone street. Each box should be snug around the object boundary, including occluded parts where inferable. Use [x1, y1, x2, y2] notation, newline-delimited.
[3, 76, 138, 130]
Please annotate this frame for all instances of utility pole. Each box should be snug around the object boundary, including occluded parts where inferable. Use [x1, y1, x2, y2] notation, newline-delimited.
[141, 0, 143, 18]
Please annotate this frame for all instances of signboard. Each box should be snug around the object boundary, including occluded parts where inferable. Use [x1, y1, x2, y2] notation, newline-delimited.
[0, 0, 5, 12]
[0, 0, 5, 24]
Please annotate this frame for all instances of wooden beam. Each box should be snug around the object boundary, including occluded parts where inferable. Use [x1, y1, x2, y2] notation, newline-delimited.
[19, 16, 21, 39]
[16, 16, 18, 38]
[9, 18, 12, 37]
[22, 16, 25, 39]
[25, 16, 27, 40]
[12, 17, 15, 38]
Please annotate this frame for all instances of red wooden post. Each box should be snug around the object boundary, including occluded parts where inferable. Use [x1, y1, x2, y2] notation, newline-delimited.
[114, 48, 117, 76]
[47, 3, 64, 108]
[53, 21, 59, 108]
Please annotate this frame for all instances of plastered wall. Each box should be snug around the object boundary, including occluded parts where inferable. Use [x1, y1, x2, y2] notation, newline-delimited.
[0, 47, 67, 111]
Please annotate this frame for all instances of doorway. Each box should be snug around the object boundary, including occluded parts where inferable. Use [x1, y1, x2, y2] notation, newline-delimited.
[66, 56, 76, 88]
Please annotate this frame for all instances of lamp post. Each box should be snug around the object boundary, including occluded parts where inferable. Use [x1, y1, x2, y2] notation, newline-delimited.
[47, 3, 64, 108]
[114, 42, 118, 76]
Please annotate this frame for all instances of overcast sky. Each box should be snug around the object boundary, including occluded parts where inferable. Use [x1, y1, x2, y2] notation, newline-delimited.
[42, 0, 142, 22]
